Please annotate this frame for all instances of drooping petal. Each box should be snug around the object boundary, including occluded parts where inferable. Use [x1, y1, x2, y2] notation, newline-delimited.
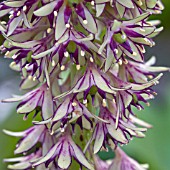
[93, 123, 105, 154]
[70, 139, 94, 170]
[15, 126, 45, 154]
[57, 141, 72, 169]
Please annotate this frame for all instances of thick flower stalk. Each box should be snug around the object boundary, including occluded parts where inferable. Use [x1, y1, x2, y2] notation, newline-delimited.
[0, 0, 169, 169]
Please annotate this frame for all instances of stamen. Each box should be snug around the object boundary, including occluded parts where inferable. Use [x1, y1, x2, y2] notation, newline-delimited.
[12, 55, 17, 59]
[17, 11, 21, 16]
[50, 130, 54, 135]
[90, 57, 94, 62]
[76, 64, 81, 70]
[33, 77, 37, 81]
[64, 51, 69, 57]
[1, 21, 6, 25]
[65, 23, 70, 28]
[81, 50, 85, 56]
[25, 64, 29, 69]
[123, 59, 128, 64]
[132, 52, 137, 56]
[5, 51, 9, 56]
[137, 106, 142, 110]
[28, 75, 33, 80]
[102, 99, 107, 107]
[114, 49, 118, 54]
[47, 28, 52, 34]
[91, 1, 95, 5]
[148, 75, 153, 79]
[83, 99, 87, 104]
[153, 92, 157, 95]
[54, 11, 58, 17]
[83, 20, 88, 25]
[121, 34, 126, 40]
[60, 127, 65, 133]
[118, 59, 122, 65]
[60, 65, 65, 71]
[23, 5, 27, 12]
[52, 60, 55, 67]
[72, 102, 77, 107]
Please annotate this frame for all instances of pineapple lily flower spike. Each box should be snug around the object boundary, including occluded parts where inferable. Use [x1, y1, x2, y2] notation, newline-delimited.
[0, 0, 169, 169]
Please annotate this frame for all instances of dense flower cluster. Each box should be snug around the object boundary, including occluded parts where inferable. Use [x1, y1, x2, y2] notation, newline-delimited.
[0, 0, 168, 169]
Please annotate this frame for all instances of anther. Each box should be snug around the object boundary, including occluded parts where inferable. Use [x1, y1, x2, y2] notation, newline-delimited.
[64, 51, 69, 57]
[72, 102, 77, 107]
[54, 11, 58, 17]
[90, 57, 94, 62]
[83, 20, 88, 25]
[60, 65, 65, 71]
[76, 65, 81, 70]
[65, 23, 70, 28]
[47, 28, 52, 34]
[23, 6, 27, 12]
[81, 50, 85, 56]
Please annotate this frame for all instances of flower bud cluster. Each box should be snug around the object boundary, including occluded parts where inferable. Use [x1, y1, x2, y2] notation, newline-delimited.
[0, 0, 168, 169]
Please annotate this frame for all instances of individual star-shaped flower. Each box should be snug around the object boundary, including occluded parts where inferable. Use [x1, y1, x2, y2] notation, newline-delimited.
[94, 155, 111, 170]
[3, 125, 57, 170]
[123, 56, 170, 83]
[55, 65, 130, 100]
[106, 68, 163, 127]
[91, 105, 147, 154]
[52, 96, 107, 125]
[2, 83, 53, 120]
[3, 125, 53, 155]
[108, 147, 149, 170]
[32, 129, 94, 170]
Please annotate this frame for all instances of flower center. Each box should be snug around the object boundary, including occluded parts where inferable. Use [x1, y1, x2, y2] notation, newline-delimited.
[67, 41, 77, 53]
[113, 32, 127, 44]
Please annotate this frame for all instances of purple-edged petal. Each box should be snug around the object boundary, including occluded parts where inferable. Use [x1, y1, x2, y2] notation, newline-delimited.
[57, 141, 71, 169]
[93, 124, 105, 154]
[14, 126, 45, 154]
[33, 143, 61, 166]
[70, 139, 94, 170]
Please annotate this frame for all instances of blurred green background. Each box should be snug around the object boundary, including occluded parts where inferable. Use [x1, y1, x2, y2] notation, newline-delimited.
[0, 0, 170, 169]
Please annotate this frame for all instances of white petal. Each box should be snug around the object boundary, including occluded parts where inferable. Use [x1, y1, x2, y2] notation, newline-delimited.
[93, 124, 104, 154]
[8, 162, 31, 170]
[106, 124, 128, 144]
[70, 140, 94, 170]
[3, 129, 26, 137]
[15, 126, 45, 154]
[96, 4, 105, 17]
[7, 15, 22, 36]
[34, 1, 57, 16]
[57, 141, 71, 169]
[78, 4, 97, 34]
[17, 92, 42, 113]
[117, 0, 134, 9]
[55, 5, 68, 41]
[42, 89, 53, 120]
[52, 97, 71, 121]
[33, 143, 61, 166]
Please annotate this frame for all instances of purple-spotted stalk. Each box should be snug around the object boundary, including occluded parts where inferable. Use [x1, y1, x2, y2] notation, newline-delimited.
[0, 0, 169, 169]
